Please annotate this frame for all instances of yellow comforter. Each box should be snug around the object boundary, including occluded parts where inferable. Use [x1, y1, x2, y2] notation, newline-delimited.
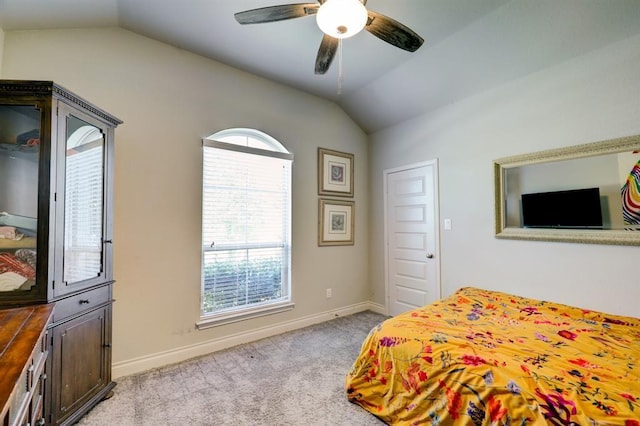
[346, 287, 640, 425]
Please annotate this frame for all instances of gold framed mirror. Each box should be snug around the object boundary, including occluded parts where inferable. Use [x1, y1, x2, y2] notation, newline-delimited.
[494, 134, 640, 245]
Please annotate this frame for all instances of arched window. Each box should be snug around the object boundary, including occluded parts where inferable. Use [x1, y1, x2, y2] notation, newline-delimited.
[198, 129, 293, 327]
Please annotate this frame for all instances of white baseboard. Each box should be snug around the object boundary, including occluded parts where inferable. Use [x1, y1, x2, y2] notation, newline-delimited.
[366, 301, 386, 315]
[112, 301, 386, 379]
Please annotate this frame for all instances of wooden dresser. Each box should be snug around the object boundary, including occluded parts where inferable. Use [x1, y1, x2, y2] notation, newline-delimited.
[0, 304, 54, 426]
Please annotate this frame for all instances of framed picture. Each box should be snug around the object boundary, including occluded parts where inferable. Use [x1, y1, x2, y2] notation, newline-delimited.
[318, 148, 354, 197]
[318, 199, 355, 246]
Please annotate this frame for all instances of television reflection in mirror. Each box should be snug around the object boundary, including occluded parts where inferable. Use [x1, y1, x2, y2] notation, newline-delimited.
[521, 187, 603, 229]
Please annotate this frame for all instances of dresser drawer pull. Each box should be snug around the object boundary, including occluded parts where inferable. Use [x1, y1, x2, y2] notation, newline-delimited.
[79, 299, 91, 305]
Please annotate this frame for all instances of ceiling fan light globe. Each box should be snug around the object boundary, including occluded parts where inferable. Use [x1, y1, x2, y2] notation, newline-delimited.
[316, 0, 368, 39]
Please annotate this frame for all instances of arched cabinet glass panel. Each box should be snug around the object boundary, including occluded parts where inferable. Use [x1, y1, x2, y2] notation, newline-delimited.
[494, 134, 640, 245]
[63, 117, 106, 284]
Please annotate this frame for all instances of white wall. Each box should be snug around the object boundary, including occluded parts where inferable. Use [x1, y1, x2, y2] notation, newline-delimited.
[369, 33, 640, 318]
[1, 27, 370, 376]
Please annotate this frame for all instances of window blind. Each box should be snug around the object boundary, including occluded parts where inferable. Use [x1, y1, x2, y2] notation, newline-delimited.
[202, 144, 291, 316]
[64, 145, 104, 283]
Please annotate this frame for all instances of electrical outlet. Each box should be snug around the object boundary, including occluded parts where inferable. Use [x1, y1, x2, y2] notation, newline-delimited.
[326, 288, 332, 298]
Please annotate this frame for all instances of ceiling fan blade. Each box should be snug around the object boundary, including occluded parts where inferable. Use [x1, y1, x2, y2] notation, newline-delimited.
[365, 10, 424, 52]
[314, 35, 338, 75]
[235, 3, 319, 24]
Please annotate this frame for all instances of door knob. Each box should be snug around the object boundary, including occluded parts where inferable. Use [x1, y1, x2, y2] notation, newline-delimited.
[426, 253, 434, 259]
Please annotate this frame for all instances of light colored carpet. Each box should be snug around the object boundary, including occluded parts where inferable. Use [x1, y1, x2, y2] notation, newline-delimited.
[75, 311, 388, 426]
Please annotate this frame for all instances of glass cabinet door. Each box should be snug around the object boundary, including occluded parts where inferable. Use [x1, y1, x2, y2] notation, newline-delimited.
[0, 104, 41, 295]
[59, 110, 107, 291]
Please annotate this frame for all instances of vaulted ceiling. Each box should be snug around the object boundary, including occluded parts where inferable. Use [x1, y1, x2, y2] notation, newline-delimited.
[1, 0, 639, 133]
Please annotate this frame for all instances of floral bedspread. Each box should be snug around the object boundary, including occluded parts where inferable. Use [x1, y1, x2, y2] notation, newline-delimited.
[345, 287, 640, 425]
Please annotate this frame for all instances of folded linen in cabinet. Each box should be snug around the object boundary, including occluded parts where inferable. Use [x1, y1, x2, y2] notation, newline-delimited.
[0, 226, 24, 240]
[0, 271, 28, 291]
[0, 252, 35, 280]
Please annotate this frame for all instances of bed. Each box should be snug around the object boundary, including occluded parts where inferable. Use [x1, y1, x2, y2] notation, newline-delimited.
[345, 287, 640, 425]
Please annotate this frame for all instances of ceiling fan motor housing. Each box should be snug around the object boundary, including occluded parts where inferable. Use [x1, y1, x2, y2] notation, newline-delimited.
[316, 0, 368, 39]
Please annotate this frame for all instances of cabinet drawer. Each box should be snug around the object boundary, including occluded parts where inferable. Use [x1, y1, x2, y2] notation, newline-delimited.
[53, 286, 111, 322]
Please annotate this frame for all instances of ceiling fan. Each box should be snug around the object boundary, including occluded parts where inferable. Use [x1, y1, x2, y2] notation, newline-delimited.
[234, 0, 424, 75]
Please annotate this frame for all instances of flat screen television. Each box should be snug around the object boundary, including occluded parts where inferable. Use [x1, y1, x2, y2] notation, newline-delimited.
[521, 187, 603, 229]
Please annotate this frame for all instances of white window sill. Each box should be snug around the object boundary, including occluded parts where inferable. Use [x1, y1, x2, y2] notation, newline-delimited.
[196, 301, 295, 330]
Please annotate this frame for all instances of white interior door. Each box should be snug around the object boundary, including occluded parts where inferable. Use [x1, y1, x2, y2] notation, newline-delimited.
[385, 161, 440, 316]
